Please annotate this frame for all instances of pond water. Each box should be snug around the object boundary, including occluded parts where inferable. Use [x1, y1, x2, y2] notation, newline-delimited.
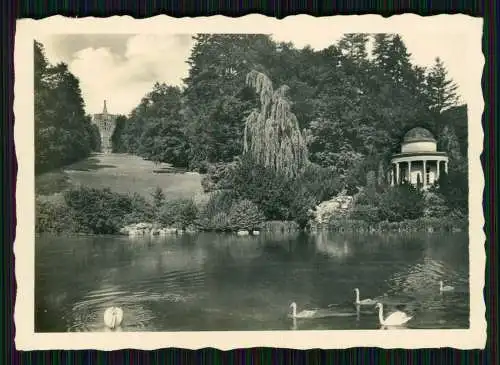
[35, 231, 469, 332]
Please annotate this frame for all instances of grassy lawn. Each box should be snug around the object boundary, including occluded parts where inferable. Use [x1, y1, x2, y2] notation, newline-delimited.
[36, 153, 204, 200]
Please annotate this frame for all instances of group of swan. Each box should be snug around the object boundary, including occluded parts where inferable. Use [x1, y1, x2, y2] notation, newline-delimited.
[290, 281, 454, 328]
[102, 281, 455, 330]
[289, 289, 412, 327]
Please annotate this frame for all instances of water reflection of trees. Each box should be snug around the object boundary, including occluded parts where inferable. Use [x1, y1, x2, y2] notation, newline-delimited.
[385, 256, 445, 300]
[384, 233, 469, 297]
[36, 234, 210, 331]
[311, 231, 352, 261]
[201, 234, 264, 262]
[36, 232, 469, 331]
[195, 232, 320, 316]
[423, 233, 468, 268]
[381, 234, 469, 321]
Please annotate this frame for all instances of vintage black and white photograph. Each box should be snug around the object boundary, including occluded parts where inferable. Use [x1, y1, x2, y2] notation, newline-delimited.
[15, 15, 484, 349]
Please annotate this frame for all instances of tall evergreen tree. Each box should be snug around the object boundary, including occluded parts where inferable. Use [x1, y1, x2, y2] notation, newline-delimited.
[372, 34, 417, 89]
[338, 33, 370, 63]
[426, 57, 459, 113]
[372, 34, 393, 71]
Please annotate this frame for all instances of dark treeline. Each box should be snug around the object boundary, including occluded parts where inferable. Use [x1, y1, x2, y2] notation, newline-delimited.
[35, 41, 100, 174]
[112, 34, 467, 182]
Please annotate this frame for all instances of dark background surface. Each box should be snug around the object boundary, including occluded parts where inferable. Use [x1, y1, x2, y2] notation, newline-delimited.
[1, 1, 497, 364]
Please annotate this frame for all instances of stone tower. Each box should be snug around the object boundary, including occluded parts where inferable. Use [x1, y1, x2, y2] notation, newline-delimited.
[92, 100, 118, 154]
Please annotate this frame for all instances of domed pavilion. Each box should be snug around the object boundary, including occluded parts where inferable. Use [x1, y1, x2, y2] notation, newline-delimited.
[389, 127, 448, 189]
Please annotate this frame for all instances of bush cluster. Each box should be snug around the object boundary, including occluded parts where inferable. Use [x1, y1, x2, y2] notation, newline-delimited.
[195, 191, 265, 231]
[37, 187, 156, 235]
[200, 161, 238, 193]
[349, 183, 425, 223]
[36, 163, 467, 235]
[221, 156, 341, 228]
[159, 198, 198, 229]
[36, 197, 79, 234]
[326, 214, 467, 233]
[36, 185, 266, 235]
[63, 186, 135, 234]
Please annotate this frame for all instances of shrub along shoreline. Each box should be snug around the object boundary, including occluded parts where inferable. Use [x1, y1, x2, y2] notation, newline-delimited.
[36, 184, 467, 237]
[317, 216, 467, 233]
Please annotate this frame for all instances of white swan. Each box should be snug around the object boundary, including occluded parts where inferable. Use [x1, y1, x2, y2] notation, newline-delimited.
[375, 302, 412, 327]
[289, 302, 317, 318]
[440, 281, 455, 292]
[103, 307, 123, 329]
[354, 288, 377, 305]
[290, 302, 358, 319]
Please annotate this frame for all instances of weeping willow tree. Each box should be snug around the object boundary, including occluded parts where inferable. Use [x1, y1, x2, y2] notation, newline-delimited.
[243, 70, 309, 178]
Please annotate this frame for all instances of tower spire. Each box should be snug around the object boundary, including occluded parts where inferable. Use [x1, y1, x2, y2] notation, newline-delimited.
[103, 100, 108, 114]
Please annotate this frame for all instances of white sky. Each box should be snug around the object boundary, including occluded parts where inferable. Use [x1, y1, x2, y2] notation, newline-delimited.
[40, 32, 473, 116]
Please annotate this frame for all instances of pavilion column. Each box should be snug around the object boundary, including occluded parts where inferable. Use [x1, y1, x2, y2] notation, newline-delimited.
[407, 161, 412, 183]
[445, 161, 448, 173]
[436, 160, 440, 182]
[396, 162, 400, 184]
[390, 168, 394, 186]
[423, 160, 427, 188]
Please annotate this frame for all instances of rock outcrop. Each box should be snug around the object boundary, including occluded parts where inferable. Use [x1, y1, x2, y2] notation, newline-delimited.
[119, 223, 195, 237]
[310, 193, 354, 225]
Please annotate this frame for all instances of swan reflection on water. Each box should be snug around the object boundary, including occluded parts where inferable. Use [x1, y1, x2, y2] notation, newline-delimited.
[288, 301, 363, 330]
[289, 302, 360, 320]
[354, 288, 377, 306]
[288, 298, 417, 330]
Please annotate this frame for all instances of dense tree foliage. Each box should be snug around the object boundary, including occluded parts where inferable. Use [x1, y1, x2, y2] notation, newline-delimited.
[110, 115, 128, 153]
[35, 41, 100, 174]
[243, 70, 309, 178]
[116, 34, 463, 171]
[111, 83, 189, 166]
[104, 34, 468, 223]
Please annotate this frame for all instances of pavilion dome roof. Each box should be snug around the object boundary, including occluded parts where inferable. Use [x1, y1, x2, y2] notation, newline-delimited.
[403, 127, 436, 143]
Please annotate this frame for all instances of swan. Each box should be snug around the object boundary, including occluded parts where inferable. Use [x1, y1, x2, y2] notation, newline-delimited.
[103, 307, 123, 329]
[290, 302, 358, 319]
[375, 302, 412, 327]
[354, 288, 377, 305]
[289, 302, 317, 319]
[440, 281, 455, 292]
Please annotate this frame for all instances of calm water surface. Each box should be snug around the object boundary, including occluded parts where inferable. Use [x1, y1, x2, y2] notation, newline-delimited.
[35, 232, 469, 332]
